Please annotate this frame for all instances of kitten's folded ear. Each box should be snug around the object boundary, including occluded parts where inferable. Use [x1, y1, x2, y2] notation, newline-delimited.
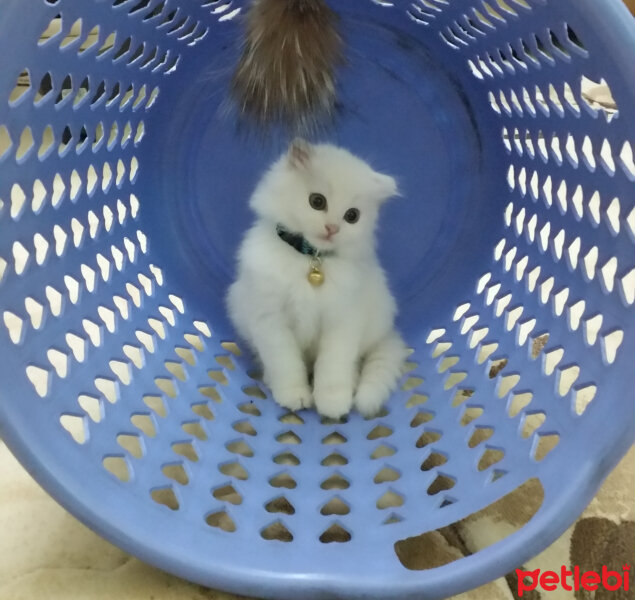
[372, 172, 400, 202]
[288, 138, 313, 169]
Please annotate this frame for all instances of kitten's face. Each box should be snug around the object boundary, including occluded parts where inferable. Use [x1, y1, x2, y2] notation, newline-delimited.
[252, 140, 398, 254]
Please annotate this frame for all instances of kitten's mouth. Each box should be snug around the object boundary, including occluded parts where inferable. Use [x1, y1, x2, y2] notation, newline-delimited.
[317, 233, 336, 243]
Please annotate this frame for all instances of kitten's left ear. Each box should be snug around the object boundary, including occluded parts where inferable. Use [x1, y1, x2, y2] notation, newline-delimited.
[288, 138, 313, 170]
[371, 172, 399, 202]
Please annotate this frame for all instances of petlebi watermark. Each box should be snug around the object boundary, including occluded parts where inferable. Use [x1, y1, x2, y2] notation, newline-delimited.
[516, 564, 631, 596]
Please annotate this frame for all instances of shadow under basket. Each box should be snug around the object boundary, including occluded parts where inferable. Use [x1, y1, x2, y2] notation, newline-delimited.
[0, 1, 634, 599]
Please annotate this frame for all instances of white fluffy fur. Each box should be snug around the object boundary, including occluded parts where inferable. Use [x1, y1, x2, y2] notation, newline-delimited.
[227, 140, 408, 419]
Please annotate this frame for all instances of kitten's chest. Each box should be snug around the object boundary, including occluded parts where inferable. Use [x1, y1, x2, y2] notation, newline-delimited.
[282, 259, 362, 342]
[285, 283, 321, 350]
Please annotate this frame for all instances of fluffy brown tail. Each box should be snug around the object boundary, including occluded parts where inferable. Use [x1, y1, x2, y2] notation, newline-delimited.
[231, 0, 343, 134]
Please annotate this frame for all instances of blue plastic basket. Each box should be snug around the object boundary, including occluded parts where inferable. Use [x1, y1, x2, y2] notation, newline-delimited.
[0, 0, 633, 598]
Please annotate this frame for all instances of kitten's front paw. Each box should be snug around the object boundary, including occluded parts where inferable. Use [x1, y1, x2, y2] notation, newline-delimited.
[314, 385, 354, 420]
[272, 382, 313, 412]
[354, 384, 389, 418]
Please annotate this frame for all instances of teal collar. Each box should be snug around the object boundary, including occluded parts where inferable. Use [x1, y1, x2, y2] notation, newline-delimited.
[276, 224, 334, 258]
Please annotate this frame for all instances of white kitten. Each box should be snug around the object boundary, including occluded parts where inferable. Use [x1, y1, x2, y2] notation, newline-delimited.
[227, 139, 408, 419]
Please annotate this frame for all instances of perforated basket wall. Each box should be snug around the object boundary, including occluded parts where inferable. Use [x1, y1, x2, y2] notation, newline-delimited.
[0, 1, 633, 599]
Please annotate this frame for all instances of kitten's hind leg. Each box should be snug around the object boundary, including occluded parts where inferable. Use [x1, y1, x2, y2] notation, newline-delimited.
[354, 332, 408, 417]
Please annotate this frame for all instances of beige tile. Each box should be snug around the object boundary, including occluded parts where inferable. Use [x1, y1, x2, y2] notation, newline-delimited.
[0, 561, 250, 600]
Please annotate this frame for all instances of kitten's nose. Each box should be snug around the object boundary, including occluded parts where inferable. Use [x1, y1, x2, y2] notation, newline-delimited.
[325, 224, 340, 237]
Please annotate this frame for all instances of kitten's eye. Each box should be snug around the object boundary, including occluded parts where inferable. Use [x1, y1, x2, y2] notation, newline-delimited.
[309, 193, 327, 211]
[344, 208, 360, 224]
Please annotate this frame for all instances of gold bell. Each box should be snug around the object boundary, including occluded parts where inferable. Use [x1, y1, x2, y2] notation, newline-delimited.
[308, 265, 325, 287]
